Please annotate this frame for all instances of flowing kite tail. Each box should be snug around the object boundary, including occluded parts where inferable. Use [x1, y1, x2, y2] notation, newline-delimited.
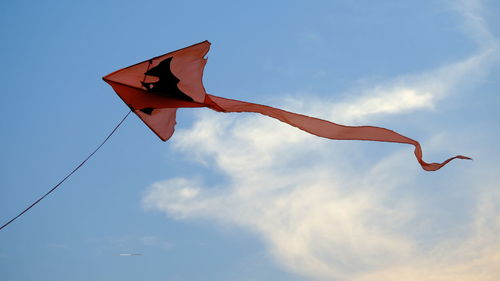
[204, 94, 471, 171]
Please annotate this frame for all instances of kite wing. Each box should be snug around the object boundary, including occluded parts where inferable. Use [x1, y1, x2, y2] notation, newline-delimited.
[103, 41, 470, 171]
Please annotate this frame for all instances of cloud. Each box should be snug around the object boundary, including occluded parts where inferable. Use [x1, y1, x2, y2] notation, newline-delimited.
[330, 51, 494, 123]
[143, 109, 500, 280]
[319, 0, 500, 124]
[356, 180, 500, 281]
[142, 0, 500, 280]
[453, 0, 498, 48]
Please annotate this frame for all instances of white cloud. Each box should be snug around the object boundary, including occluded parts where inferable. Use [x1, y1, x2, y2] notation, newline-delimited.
[330, 44, 498, 124]
[453, 0, 498, 48]
[142, 0, 500, 280]
[321, 0, 500, 124]
[143, 109, 500, 280]
[280, 40, 498, 125]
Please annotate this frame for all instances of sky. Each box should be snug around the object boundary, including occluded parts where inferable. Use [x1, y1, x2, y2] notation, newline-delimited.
[1, 0, 499, 280]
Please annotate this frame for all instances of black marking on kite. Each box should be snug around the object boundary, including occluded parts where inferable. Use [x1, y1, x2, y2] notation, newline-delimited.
[139, 107, 155, 115]
[140, 57, 193, 116]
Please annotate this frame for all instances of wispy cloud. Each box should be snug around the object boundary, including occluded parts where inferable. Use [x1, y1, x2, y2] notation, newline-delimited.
[143, 0, 500, 280]
[331, 51, 495, 123]
[144, 111, 500, 280]
[323, 0, 500, 124]
[454, 0, 498, 48]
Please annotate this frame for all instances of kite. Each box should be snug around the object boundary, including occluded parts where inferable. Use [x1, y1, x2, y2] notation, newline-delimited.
[0, 40, 472, 231]
[103, 40, 470, 171]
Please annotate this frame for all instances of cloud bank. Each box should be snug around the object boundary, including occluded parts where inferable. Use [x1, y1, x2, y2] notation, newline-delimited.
[143, 109, 500, 280]
[143, 1, 500, 280]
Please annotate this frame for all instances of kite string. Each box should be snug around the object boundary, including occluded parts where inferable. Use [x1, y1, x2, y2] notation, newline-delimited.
[0, 110, 132, 231]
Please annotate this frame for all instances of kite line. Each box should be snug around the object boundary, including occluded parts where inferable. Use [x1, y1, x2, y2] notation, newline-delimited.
[0, 110, 132, 231]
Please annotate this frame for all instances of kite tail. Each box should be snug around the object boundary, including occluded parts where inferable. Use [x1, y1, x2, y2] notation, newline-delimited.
[204, 94, 471, 171]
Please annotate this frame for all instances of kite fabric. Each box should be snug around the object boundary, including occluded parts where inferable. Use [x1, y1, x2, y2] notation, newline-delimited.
[103, 40, 470, 171]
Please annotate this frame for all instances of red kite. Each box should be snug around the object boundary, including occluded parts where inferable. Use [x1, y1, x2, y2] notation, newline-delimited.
[103, 41, 470, 171]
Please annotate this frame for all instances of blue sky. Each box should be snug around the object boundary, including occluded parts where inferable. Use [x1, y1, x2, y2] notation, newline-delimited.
[1, 0, 499, 280]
